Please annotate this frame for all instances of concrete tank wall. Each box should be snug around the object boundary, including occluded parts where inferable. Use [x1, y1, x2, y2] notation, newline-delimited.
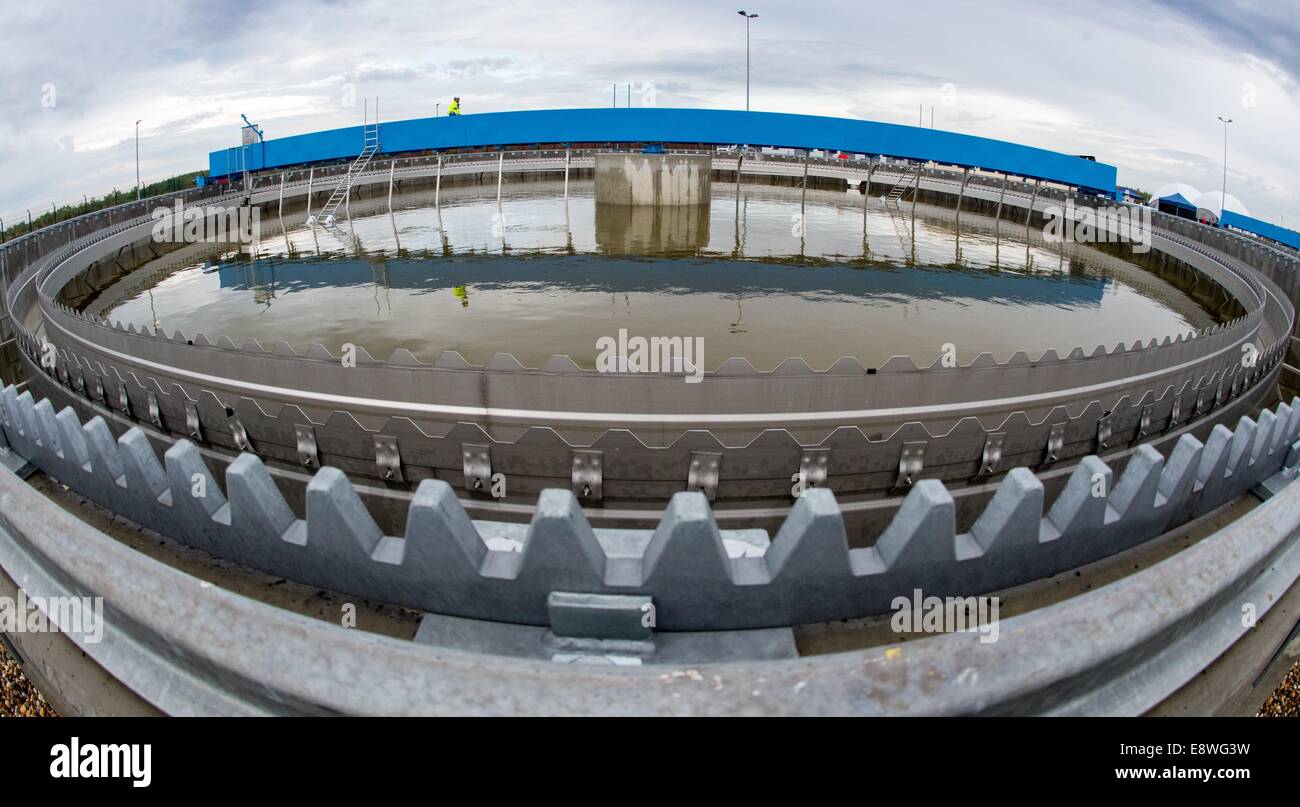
[593, 152, 711, 206]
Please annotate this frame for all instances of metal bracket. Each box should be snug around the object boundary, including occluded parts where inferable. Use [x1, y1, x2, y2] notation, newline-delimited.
[146, 390, 163, 428]
[1042, 423, 1067, 467]
[799, 449, 830, 492]
[463, 443, 492, 493]
[295, 425, 319, 468]
[374, 435, 404, 483]
[547, 592, 653, 641]
[571, 450, 603, 501]
[90, 373, 104, 404]
[895, 441, 926, 489]
[1167, 395, 1181, 432]
[687, 451, 722, 501]
[229, 414, 253, 453]
[1195, 387, 1210, 417]
[118, 384, 131, 418]
[184, 401, 202, 441]
[975, 432, 1005, 478]
[1096, 414, 1112, 451]
[1137, 403, 1154, 441]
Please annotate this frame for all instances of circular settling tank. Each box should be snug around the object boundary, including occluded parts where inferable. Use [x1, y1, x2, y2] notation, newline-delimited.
[88, 181, 1222, 371]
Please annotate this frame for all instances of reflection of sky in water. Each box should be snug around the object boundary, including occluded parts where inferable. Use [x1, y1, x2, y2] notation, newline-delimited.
[99, 184, 1216, 370]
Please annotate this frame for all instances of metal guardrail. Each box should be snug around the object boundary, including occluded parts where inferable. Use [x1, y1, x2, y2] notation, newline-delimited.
[3, 381, 1297, 630]
[1, 406, 1297, 714]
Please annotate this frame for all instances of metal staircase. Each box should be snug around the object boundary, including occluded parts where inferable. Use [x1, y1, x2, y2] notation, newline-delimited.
[884, 165, 919, 206]
[313, 103, 381, 227]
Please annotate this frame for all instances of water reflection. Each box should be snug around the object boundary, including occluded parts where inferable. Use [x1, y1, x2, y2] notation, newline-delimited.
[595, 202, 711, 254]
[93, 182, 1219, 371]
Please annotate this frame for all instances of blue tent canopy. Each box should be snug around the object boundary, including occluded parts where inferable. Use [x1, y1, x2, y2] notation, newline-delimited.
[1156, 192, 1198, 211]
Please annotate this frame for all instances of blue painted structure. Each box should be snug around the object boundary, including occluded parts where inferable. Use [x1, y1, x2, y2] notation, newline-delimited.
[207, 108, 1118, 193]
[1220, 210, 1300, 252]
[1157, 192, 1198, 212]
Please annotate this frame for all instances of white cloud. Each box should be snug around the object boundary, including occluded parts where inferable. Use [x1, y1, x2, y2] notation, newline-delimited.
[0, 0, 1296, 228]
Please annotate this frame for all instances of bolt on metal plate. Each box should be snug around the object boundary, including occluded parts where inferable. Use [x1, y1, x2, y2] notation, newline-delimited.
[571, 449, 603, 501]
[975, 432, 1005, 478]
[374, 435, 404, 483]
[295, 424, 319, 468]
[895, 441, 926, 489]
[1042, 423, 1067, 466]
[687, 451, 722, 501]
[184, 401, 202, 441]
[799, 449, 830, 491]
[463, 443, 492, 493]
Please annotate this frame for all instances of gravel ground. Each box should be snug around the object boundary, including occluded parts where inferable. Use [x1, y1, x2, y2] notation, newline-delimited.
[0, 642, 58, 718]
[1257, 659, 1300, 717]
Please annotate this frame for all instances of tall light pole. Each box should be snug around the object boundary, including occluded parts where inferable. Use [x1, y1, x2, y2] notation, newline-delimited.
[738, 10, 758, 111]
[135, 120, 142, 201]
[1217, 115, 1232, 219]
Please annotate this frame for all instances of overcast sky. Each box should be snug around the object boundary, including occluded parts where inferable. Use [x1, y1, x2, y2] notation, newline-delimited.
[1, 0, 1297, 227]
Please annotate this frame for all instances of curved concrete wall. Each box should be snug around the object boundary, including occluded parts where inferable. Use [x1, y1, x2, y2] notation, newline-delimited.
[208, 108, 1118, 193]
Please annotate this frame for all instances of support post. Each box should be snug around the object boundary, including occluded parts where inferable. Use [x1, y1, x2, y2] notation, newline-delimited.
[1026, 179, 1042, 241]
[497, 151, 504, 206]
[736, 148, 745, 222]
[910, 164, 920, 243]
[306, 167, 314, 222]
[864, 166, 873, 240]
[387, 161, 395, 209]
[277, 173, 285, 218]
[800, 149, 809, 216]
[956, 168, 970, 222]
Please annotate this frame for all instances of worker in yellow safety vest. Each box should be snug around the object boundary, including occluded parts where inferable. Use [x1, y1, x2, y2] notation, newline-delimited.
[448, 97, 461, 116]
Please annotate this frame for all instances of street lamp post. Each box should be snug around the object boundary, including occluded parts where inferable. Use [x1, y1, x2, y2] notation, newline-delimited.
[1217, 115, 1233, 219]
[738, 10, 758, 111]
[135, 119, 142, 201]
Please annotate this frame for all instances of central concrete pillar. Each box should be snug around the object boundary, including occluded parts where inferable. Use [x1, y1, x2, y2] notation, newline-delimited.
[594, 152, 712, 206]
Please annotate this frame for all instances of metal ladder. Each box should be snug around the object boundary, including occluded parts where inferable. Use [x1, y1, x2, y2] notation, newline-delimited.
[884, 165, 919, 206]
[314, 102, 381, 227]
